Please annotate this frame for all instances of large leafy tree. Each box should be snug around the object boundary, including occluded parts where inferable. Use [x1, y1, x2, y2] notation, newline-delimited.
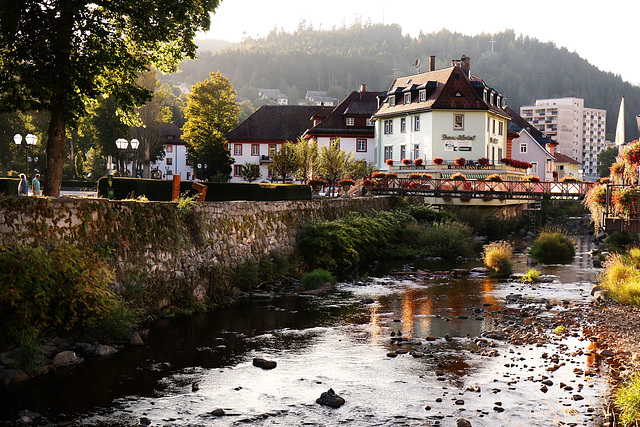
[597, 146, 619, 178]
[269, 142, 299, 183]
[0, 0, 220, 195]
[317, 139, 355, 191]
[182, 71, 239, 181]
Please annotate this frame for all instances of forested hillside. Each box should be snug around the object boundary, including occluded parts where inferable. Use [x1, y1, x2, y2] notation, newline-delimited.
[163, 23, 640, 141]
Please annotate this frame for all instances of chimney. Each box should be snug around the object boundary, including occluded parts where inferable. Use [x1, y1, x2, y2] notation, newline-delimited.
[461, 55, 471, 76]
[359, 84, 366, 93]
[429, 55, 436, 71]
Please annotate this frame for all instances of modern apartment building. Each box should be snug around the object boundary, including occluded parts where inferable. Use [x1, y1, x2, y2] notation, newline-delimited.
[520, 97, 606, 181]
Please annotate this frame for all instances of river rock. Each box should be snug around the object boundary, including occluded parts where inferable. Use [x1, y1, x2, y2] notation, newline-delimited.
[129, 331, 144, 346]
[483, 330, 508, 340]
[211, 408, 225, 416]
[95, 344, 118, 357]
[452, 269, 470, 276]
[302, 282, 334, 296]
[252, 357, 277, 369]
[316, 388, 345, 408]
[139, 417, 152, 426]
[1, 369, 29, 384]
[360, 297, 375, 304]
[457, 419, 472, 427]
[53, 351, 82, 367]
[593, 290, 607, 303]
[18, 410, 40, 424]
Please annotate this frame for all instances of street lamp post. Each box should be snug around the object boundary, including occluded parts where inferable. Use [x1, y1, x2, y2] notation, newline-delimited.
[130, 138, 140, 177]
[115, 138, 129, 175]
[14, 133, 38, 176]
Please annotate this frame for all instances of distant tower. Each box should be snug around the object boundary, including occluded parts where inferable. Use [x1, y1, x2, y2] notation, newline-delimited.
[490, 35, 496, 52]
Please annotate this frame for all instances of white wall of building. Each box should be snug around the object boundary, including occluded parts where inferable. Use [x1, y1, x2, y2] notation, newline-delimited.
[151, 143, 195, 180]
[228, 142, 280, 182]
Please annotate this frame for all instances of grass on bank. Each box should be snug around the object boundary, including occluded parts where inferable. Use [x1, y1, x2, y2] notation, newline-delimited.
[599, 253, 640, 307]
[521, 268, 541, 283]
[615, 373, 640, 426]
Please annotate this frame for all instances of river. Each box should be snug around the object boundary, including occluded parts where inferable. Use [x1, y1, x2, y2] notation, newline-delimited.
[0, 232, 611, 426]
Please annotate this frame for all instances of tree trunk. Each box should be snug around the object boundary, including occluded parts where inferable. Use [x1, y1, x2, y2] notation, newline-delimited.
[43, 102, 66, 197]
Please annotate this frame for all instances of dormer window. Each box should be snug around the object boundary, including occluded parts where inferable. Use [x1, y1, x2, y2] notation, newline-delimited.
[346, 117, 354, 126]
[483, 89, 488, 102]
[404, 93, 411, 104]
[490, 92, 495, 105]
[419, 90, 426, 102]
[389, 96, 395, 107]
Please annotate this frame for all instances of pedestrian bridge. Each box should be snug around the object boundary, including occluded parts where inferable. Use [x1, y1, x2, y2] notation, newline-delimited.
[368, 178, 591, 204]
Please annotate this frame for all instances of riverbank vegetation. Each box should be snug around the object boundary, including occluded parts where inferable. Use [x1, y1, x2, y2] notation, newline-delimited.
[615, 373, 640, 426]
[0, 243, 136, 371]
[298, 205, 475, 272]
[599, 253, 640, 307]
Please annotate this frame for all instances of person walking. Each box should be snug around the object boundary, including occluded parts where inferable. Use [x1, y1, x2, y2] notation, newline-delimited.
[18, 173, 28, 196]
[32, 173, 41, 196]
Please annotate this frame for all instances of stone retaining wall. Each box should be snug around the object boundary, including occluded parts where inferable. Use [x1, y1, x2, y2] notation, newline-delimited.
[0, 196, 395, 310]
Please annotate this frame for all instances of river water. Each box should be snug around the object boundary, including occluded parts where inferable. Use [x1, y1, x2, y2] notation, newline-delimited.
[1, 233, 611, 426]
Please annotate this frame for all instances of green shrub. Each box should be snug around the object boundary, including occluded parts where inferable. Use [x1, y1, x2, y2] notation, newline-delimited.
[482, 241, 513, 276]
[409, 221, 475, 259]
[13, 327, 44, 375]
[405, 205, 455, 224]
[449, 207, 524, 240]
[298, 210, 413, 271]
[605, 232, 639, 252]
[301, 269, 336, 290]
[615, 373, 640, 425]
[529, 229, 575, 263]
[521, 268, 541, 283]
[0, 243, 127, 346]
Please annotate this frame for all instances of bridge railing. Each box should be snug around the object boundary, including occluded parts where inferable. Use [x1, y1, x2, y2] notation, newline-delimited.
[370, 178, 591, 200]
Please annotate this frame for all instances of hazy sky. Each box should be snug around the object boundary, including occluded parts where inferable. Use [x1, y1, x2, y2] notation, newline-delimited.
[200, 0, 640, 87]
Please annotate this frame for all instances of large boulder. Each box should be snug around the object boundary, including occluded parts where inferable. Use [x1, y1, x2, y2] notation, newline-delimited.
[252, 357, 277, 370]
[94, 344, 118, 357]
[53, 351, 82, 367]
[316, 388, 345, 408]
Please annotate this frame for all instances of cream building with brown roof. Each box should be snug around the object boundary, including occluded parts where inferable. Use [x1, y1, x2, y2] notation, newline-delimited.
[372, 56, 511, 170]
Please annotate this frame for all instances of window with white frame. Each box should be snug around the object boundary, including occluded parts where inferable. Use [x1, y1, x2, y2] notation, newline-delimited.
[413, 144, 419, 159]
[492, 119, 496, 134]
[404, 93, 411, 104]
[389, 96, 395, 107]
[400, 145, 406, 160]
[419, 90, 426, 102]
[384, 119, 393, 134]
[454, 114, 464, 130]
[366, 118, 373, 126]
[520, 143, 527, 153]
[251, 144, 259, 156]
[356, 139, 367, 152]
[166, 145, 173, 153]
[414, 115, 420, 131]
[346, 117, 354, 126]
[530, 162, 538, 174]
[400, 118, 406, 133]
[499, 121, 504, 136]
[384, 146, 393, 161]
[234, 144, 242, 155]
[166, 157, 173, 165]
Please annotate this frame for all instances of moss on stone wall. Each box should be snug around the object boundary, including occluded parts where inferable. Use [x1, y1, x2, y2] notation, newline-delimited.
[0, 196, 395, 314]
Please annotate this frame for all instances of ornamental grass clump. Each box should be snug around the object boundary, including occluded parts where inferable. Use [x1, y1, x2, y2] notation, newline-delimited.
[615, 373, 640, 426]
[407, 221, 475, 259]
[529, 228, 575, 263]
[599, 253, 640, 306]
[520, 268, 541, 283]
[482, 241, 513, 276]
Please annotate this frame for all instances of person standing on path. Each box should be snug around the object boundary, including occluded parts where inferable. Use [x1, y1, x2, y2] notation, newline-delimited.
[32, 173, 41, 196]
[18, 173, 28, 196]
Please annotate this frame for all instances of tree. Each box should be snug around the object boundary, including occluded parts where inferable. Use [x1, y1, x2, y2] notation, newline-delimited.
[182, 72, 240, 181]
[241, 162, 262, 182]
[598, 146, 619, 177]
[317, 139, 355, 192]
[0, 0, 220, 195]
[269, 142, 299, 183]
[295, 137, 317, 182]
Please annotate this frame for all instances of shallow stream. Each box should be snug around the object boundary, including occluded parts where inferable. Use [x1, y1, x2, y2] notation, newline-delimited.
[1, 233, 612, 426]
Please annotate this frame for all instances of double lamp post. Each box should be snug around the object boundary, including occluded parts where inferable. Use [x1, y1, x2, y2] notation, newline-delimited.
[14, 133, 38, 177]
[115, 138, 140, 176]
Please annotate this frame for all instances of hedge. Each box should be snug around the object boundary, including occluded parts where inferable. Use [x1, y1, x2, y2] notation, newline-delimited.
[97, 177, 312, 201]
[0, 178, 20, 196]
